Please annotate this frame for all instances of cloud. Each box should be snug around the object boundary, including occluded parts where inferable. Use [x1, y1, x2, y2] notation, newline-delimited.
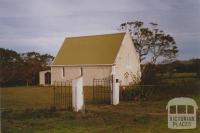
[0, 0, 199, 60]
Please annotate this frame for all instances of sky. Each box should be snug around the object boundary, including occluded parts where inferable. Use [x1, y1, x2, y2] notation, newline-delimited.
[0, 0, 200, 60]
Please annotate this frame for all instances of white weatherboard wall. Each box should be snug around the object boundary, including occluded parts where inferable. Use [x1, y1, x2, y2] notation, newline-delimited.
[51, 66, 111, 86]
[114, 33, 141, 86]
[72, 76, 84, 112]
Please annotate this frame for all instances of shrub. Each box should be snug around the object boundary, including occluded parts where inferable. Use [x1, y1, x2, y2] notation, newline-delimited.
[140, 63, 161, 85]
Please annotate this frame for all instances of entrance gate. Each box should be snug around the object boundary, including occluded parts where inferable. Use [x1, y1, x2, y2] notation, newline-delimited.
[53, 81, 72, 110]
[93, 76, 113, 104]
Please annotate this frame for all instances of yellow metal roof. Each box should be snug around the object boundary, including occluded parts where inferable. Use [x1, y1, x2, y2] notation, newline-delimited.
[52, 33, 125, 65]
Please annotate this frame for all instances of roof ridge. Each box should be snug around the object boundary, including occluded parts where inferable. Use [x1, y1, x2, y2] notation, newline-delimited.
[66, 32, 125, 39]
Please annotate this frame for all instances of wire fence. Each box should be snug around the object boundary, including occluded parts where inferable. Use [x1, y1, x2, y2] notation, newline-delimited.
[120, 83, 200, 101]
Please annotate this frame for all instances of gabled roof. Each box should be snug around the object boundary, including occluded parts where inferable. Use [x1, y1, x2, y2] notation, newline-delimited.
[52, 32, 125, 66]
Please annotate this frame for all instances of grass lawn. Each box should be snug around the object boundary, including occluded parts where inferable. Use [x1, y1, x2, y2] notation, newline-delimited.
[1, 83, 200, 133]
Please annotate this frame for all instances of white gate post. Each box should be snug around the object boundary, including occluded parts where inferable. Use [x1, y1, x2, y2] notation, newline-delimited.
[112, 80, 119, 105]
[72, 76, 84, 112]
[111, 66, 119, 105]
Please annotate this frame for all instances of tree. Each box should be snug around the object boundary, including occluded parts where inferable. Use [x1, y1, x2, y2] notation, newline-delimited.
[120, 21, 178, 64]
[20, 52, 54, 86]
[0, 48, 21, 84]
[0, 48, 54, 87]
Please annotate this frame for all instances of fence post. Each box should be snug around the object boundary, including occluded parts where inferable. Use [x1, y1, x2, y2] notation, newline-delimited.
[72, 76, 84, 112]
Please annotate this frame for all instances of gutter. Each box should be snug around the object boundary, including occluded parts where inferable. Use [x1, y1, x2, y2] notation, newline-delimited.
[50, 64, 115, 67]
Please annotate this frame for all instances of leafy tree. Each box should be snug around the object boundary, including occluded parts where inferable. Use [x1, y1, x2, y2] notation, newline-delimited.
[0, 48, 22, 86]
[0, 48, 54, 87]
[120, 21, 178, 64]
[20, 52, 54, 86]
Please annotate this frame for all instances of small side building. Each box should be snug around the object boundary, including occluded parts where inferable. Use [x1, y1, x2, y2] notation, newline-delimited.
[39, 70, 51, 86]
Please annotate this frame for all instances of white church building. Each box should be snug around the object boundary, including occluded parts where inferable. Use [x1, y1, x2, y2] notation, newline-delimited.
[40, 32, 141, 86]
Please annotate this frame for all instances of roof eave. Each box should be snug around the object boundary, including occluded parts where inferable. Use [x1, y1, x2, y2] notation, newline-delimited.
[51, 64, 115, 67]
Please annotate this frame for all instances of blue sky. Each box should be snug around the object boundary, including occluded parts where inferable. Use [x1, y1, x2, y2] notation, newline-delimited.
[0, 0, 200, 60]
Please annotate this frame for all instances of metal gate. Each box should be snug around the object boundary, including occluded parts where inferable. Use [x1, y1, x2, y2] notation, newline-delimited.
[93, 76, 113, 104]
[53, 81, 72, 110]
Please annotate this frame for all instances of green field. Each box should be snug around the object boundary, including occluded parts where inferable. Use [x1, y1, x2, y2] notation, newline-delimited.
[1, 84, 200, 133]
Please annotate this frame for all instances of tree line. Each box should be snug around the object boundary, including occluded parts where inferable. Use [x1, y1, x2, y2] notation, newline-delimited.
[156, 59, 200, 76]
[0, 48, 54, 87]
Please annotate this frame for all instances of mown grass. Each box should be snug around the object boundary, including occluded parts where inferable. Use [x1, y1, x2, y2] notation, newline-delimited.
[0, 86, 94, 110]
[1, 86, 54, 110]
[1, 73, 200, 133]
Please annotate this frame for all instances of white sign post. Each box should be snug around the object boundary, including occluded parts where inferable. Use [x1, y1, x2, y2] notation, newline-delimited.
[72, 76, 84, 112]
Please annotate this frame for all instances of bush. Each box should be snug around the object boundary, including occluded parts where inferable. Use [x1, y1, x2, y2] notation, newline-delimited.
[140, 63, 161, 85]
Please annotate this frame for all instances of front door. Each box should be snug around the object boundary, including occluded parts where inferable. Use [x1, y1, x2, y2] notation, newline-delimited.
[45, 72, 51, 84]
